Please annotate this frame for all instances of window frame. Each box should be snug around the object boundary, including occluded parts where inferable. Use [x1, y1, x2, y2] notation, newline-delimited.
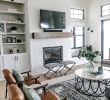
[73, 27, 85, 48]
[101, 3, 110, 17]
[70, 8, 84, 20]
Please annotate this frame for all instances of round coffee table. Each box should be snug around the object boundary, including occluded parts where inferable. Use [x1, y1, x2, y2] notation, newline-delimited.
[75, 67, 110, 97]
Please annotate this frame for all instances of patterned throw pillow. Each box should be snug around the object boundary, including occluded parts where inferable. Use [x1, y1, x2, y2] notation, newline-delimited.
[23, 85, 41, 100]
[12, 69, 24, 82]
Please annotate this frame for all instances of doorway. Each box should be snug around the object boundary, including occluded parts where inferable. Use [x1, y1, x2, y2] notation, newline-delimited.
[102, 20, 110, 60]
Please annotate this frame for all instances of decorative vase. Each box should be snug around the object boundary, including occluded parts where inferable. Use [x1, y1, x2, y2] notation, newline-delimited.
[87, 61, 94, 73]
[87, 61, 98, 73]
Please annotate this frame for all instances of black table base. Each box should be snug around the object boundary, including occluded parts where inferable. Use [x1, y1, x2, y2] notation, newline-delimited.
[75, 75, 109, 97]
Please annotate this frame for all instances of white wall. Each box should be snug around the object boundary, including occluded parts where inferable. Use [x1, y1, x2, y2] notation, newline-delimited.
[87, 0, 110, 51]
[28, 0, 88, 33]
[27, 0, 89, 74]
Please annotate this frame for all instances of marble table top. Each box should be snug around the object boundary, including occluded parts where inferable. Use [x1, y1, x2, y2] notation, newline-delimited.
[75, 66, 110, 80]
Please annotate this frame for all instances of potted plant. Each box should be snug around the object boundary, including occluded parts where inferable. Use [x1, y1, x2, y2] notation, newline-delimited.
[10, 26, 17, 33]
[78, 46, 101, 73]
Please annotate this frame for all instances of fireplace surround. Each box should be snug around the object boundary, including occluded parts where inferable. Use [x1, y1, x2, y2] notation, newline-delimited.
[43, 46, 63, 64]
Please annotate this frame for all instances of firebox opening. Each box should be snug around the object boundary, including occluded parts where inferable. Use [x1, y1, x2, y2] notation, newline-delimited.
[43, 46, 63, 65]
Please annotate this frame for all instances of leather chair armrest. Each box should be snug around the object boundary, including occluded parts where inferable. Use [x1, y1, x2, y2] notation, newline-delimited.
[30, 83, 48, 94]
[21, 71, 31, 77]
[24, 76, 40, 83]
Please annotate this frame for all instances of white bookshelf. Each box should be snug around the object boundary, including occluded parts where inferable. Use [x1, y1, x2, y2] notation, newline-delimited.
[0, 0, 26, 55]
[0, 0, 30, 80]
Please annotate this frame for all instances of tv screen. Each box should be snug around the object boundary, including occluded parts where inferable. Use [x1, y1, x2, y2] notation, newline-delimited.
[40, 9, 66, 29]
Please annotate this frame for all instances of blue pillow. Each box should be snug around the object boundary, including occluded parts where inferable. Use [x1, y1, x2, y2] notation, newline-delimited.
[13, 69, 24, 82]
[23, 85, 41, 100]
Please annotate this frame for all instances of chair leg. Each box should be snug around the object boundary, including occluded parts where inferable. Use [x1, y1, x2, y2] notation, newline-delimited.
[43, 87, 46, 94]
[49, 67, 62, 78]
[5, 83, 7, 98]
[44, 68, 52, 77]
[63, 64, 75, 75]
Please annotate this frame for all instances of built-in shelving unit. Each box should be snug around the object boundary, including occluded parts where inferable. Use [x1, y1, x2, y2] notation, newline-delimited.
[0, 0, 26, 54]
[0, 0, 30, 80]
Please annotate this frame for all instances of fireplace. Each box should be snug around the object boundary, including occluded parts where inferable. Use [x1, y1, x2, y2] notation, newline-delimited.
[43, 46, 63, 64]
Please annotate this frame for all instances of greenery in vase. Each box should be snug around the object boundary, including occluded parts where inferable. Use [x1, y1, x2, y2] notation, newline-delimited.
[78, 47, 101, 62]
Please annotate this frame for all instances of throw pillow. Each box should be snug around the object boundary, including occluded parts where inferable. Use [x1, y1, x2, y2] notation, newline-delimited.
[12, 69, 24, 82]
[23, 85, 41, 100]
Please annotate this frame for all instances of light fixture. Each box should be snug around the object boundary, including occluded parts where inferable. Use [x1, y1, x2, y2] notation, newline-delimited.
[87, 27, 93, 33]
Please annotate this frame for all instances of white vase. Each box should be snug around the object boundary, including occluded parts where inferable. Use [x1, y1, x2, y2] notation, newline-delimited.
[11, 31, 17, 33]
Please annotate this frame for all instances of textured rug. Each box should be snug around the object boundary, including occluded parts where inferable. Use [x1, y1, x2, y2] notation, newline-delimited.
[48, 79, 109, 100]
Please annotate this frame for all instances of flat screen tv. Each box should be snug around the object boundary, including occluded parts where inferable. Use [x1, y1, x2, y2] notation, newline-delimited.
[40, 9, 66, 29]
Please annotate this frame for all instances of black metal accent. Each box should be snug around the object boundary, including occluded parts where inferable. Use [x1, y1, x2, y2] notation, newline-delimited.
[5, 82, 8, 98]
[75, 75, 108, 97]
[101, 20, 104, 60]
[44, 29, 62, 32]
[32, 33, 35, 39]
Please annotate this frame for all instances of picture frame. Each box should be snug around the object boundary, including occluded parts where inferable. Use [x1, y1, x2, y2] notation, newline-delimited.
[7, 37, 12, 43]
[0, 21, 5, 34]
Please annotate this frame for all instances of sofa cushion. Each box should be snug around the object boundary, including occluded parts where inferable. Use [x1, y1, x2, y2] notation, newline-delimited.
[23, 85, 41, 100]
[13, 69, 24, 82]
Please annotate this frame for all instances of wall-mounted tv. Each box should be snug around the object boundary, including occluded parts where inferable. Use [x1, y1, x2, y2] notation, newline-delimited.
[40, 9, 66, 29]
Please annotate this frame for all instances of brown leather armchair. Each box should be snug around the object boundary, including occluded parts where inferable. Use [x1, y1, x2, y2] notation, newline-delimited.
[7, 83, 58, 100]
[2, 69, 40, 98]
[3, 69, 58, 100]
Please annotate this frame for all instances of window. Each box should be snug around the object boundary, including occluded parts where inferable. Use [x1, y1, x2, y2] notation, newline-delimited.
[101, 4, 110, 16]
[70, 8, 84, 20]
[73, 27, 84, 48]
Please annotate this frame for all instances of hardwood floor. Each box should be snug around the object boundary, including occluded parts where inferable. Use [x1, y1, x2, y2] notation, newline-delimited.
[0, 81, 7, 100]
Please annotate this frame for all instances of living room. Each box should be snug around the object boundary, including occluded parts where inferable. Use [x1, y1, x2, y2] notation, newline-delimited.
[0, 0, 110, 100]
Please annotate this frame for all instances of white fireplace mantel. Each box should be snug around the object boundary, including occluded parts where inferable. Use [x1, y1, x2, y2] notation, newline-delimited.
[30, 37, 73, 75]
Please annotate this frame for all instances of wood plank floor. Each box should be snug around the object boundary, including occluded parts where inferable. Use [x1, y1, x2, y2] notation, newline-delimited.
[0, 81, 7, 100]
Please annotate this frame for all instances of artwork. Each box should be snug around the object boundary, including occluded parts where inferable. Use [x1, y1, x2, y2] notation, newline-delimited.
[0, 22, 5, 34]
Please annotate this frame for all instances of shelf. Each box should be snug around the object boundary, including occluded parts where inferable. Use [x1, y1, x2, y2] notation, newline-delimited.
[2, 32, 25, 35]
[0, 33, 6, 35]
[0, 0, 25, 4]
[6, 32, 25, 35]
[4, 52, 27, 55]
[0, 10, 24, 15]
[6, 22, 25, 25]
[3, 42, 26, 45]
